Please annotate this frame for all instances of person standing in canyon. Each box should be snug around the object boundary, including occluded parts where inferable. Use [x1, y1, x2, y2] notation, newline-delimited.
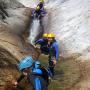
[47, 33, 59, 77]
[32, 0, 46, 19]
[13, 55, 48, 90]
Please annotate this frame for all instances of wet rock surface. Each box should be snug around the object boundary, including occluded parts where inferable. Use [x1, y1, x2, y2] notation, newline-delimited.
[46, 0, 90, 59]
[0, 0, 36, 88]
[46, 0, 90, 89]
[0, 0, 90, 90]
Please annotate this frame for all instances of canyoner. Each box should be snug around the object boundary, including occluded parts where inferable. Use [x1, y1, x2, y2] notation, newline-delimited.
[31, 0, 46, 23]
[47, 33, 60, 77]
[13, 55, 50, 90]
[34, 33, 49, 55]
[34, 33, 60, 78]
[28, 1, 46, 45]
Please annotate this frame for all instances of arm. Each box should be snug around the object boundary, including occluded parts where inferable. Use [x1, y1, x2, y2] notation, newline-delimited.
[35, 39, 44, 45]
[13, 74, 25, 86]
[17, 74, 25, 83]
[53, 42, 59, 61]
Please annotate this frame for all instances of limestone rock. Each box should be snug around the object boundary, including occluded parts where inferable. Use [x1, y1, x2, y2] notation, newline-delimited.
[0, 0, 34, 87]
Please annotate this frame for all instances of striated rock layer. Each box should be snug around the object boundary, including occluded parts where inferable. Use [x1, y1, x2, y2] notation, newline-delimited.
[0, 0, 35, 88]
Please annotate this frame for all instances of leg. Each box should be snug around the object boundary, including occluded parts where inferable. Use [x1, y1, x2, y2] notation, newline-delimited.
[29, 74, 48, 90]
[48, 61, 55, 77]
[35, 78, 41, 90]
[48, 66, 54, 77]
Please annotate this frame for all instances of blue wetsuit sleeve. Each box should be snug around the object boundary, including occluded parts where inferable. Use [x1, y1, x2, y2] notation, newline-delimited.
[41, 9, 47, 14]
[53, 43, 59, 61]
[35, 78, 41, 90]
[35, 39, 44, 45]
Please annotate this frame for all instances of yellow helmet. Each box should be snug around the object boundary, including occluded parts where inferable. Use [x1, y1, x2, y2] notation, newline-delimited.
[40, 0, 44, 3]
[47, 33, 55, 38]
[36, 6, 40, 10]
[43, 33, 48, 38]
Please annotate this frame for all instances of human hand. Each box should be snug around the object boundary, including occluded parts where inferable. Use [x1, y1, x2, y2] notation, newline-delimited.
[12, 80, 18, 87]
[52, 57, 57, 65]
[33, 45, 36, 48]
[53, 60, 57, 65]
[23, 72, 28, 76]
[34, 44, 40, 49]
[14, 81, 18, 86]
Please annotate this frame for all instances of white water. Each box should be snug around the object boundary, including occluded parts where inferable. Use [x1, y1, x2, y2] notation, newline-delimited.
[28, 19, 40, 45]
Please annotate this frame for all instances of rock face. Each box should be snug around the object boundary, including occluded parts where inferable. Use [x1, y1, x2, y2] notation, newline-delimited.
[0, 0, 24, 9]
[0, 0, 90, 89]
[0, 0, 33, 60]
[46, 0, 90, 60]
[0, 47, 19, 86]
[0, 0, 35, 87]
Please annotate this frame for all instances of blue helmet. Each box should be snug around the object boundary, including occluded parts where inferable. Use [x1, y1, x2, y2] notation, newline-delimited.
[18, 56, 34, 71]
[34, 61, 41, 69]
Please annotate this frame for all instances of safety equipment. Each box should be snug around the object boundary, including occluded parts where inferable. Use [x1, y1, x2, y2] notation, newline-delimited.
[34, 61, 41, 69]
[43, 33, 48, 38]
[40, 0, 44, 3]
[47, 33, 55, 38]
[36, 6, 40, 10]
[18, 56, 34, 71]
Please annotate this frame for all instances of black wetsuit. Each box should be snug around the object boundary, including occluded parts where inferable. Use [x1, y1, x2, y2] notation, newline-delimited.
[35, 38, 49, 55]
[34, 2, 45, 19]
